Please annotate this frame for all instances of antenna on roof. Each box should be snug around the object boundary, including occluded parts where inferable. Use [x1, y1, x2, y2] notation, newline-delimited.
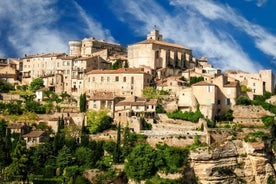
[153, 25, 157, 30]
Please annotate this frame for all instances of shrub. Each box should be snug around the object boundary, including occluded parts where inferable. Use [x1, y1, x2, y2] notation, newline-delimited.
[244, 131, 270, 142]
[236, 95, 251, 105]
[262, 116, 275, 127]
[189, 76, 204, 86]
[166, 107, 202, 123]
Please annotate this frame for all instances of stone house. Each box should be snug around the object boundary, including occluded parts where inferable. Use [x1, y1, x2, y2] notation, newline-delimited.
[226, 69, 275, 99]
[0, 63, 18, 84]
[69, 38, 126, 57]
[21, 53, 66, 85]
[114, 96, 157, 131]
[23, 130, 47, 147]
[192, 81, 217, 119]
[7, 123, 30, 136]
[156, 76, 187, 93]
[84, 68, 152, 97]
[128, 29, 195, 79]
[87, 91, 124, 117]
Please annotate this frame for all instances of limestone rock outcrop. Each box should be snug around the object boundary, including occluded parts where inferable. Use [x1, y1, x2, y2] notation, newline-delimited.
[190, 140, 276, 184]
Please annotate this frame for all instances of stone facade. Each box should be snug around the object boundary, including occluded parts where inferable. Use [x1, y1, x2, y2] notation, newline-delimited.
[84, 68, 152, 97]
[226, 69, 275, 98]
[128, 29, 195, 79]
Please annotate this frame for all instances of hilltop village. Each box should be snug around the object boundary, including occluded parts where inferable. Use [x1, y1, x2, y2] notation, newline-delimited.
[1, 29, 276, 183]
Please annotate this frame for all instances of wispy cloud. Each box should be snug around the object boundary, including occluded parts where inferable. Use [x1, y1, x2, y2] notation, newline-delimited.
[0, 0, 68, 57]
[110, 0, 262, 72]
[72, 1, 115, 43]
[256, 0, 268, 7]
[0, 0, 115, 57]
[172, 0, 276, 62]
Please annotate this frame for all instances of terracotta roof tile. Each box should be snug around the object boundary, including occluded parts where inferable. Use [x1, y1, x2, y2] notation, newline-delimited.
[23, 130, 45, 138]
[86, 68, 147, 75]
[7, 123, 26, 129]
[192, 81, 216, 86]
[134, 39, 191, 50]
[89, 91, 117, 100]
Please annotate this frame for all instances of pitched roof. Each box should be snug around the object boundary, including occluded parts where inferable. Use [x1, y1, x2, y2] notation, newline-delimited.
[133, 39, 191, 50]
[86, 68, 147, 75]
[7, 123, 26, 129]
[192, 81, 216, 86]
[23, 130, 45, 138]
[89, 91, 118, 100]
[116, 97, 157, 106]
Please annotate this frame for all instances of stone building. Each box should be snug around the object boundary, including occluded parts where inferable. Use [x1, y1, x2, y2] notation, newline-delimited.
[21, 53, 66, 84]
[128, 29, 195, 79]
[114, 96, 157, 132]
[87, 91, 124, 117]
[0, 58, 21, 84]
[226, 69, 275, 99]
[69, 38, 126, 57]
[84, 68, 152, 97]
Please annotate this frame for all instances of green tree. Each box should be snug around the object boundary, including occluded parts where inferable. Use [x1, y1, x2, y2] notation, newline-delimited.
[5, 139, 30, 182]
[114, 123, 122, 163]
[75, 147, 93, 167]
[111, 59, 123, 70]
[0, 119, 11, 170]
[0, 79, 14, 93]
[125, 143, 158, 181]
[79, 93, 87, 112]
[142, 87, 159, 99]
[189, 76, 204, 86]
[56, 145, 73, 170]
[80, 120, 89, 146]
[156, 144, 189, 173]
[86, 109, 113, 134]
[236, 95, 251, 105]
[29, 77, 44, 92]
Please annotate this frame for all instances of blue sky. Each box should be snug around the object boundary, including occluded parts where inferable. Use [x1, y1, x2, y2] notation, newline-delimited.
[1, 0, 276, 74]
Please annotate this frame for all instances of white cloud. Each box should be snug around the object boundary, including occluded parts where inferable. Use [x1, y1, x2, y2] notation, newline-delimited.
[171, 0, 276, 61]
[257, 0, 268, 7]
[0, 0, 116, 57]
[111, 0, 261, 72]
[72, 1, 115, 43]
[0, 0, 68, 56]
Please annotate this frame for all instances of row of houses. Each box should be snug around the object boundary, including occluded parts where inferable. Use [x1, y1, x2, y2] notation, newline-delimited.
[0, 29, 275, 124]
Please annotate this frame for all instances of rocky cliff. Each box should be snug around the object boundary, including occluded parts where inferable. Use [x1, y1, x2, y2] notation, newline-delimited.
[190, 140, 276, 184]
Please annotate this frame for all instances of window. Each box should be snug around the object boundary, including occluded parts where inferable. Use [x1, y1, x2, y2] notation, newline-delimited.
[217, 100, 221, 105]
[155, 50, 159, 58]
[226, 98, 231, 105]
[115, 76, 119, 82]
[253, 82, 256, 86]
[101, 76, 104, 82]
[107, 77, 110, 82]
[131, 77, 134, 84]
[123, 77, 126, 82]
[207, 86, 212, 92]
[92, 77, 95, 82]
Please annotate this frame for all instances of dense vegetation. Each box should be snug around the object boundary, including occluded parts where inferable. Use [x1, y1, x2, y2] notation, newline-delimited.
[189, 76, 204, 86]
[167, 107, 202, 123]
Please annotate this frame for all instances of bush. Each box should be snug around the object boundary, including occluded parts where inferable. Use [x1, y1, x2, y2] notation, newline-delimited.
[236, 95, 251, 105]
[156, 104, 166, 113]
[262, 116, 275, 127]
[167, 108, 202, 123]
[244, 131, 270, 142]
[190, 76, 204, 86]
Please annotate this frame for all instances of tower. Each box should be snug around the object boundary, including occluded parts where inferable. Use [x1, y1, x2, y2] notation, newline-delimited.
[69, 41, 82, 56]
